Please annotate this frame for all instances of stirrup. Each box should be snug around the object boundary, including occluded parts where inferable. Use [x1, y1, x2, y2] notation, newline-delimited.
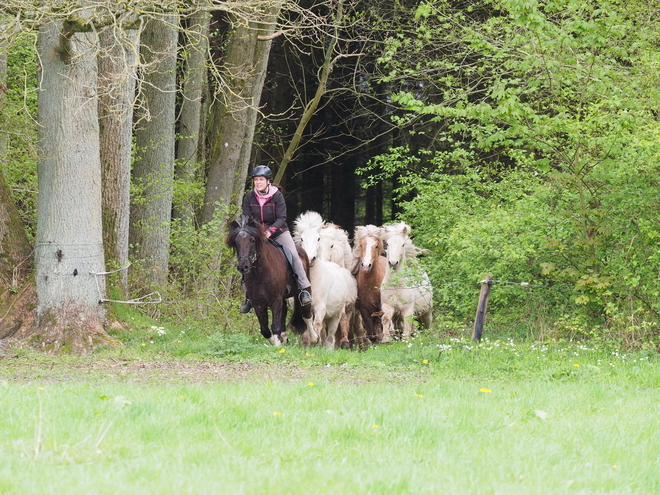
[298, 289, 312, 307]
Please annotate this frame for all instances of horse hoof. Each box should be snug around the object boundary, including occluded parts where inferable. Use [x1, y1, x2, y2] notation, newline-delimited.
[268, 335, 281, 347]
[340, 342, 350, 350]
[280, 333, 289, 345]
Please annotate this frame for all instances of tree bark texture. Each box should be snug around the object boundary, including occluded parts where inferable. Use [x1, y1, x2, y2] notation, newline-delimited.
[174, 9, 210, 226]
[98, 25, 139, 296]
[32, 18, 114, 353]
[130, 15, 178, 291]
[202, 3, 282, 224]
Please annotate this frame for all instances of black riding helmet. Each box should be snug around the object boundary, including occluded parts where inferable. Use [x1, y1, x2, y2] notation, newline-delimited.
[251, 165, 273, 180]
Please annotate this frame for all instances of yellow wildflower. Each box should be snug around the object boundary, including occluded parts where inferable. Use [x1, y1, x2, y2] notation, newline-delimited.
[278, 348, 286, 353]
[480, 388, 492, 393]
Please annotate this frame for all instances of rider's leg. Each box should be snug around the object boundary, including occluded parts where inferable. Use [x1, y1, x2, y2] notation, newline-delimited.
[273, 231, 312, 305]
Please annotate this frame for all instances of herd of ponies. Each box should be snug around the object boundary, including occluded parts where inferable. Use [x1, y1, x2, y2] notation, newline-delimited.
[291, 211, 434, 350]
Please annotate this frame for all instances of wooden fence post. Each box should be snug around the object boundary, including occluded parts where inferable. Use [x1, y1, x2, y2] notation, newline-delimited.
[472, 275, 492, 342]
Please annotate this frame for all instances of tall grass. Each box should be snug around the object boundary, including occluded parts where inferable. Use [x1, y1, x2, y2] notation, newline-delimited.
[1, 335, 659, 494]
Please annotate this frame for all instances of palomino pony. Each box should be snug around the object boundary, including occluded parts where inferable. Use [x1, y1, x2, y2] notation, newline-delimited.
[380, 222, 433, 341]
[226, 215, 315, 346]
[352, 225, 387, 343]
[293, 211, 357, 350]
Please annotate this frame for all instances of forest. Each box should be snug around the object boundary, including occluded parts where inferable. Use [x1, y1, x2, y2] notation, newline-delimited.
[0, 0, 658, 351]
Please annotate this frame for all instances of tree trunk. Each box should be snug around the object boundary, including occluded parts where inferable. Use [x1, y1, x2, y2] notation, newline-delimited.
[130, 15, 178, 291]
[174, 9, 210, 226]
[0, 50, 7, 160]
[202, 3, 281, 224]
[98, 25, 139, 297]
[28, 18, 116, 353]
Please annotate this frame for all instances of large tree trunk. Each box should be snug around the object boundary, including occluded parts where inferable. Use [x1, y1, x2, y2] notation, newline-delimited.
[98, 25, 139, 297]
[130, 15, 178, 291]
[174, 9, 210, 226]
[201, 3, 281, 224]
[28, 17, 116, 353]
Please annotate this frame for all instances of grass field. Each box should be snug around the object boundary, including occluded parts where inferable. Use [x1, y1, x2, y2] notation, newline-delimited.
[1, 331, 659, 494]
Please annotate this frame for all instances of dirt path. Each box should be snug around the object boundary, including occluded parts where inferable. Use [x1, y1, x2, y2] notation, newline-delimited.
[0, 355, 421, 385]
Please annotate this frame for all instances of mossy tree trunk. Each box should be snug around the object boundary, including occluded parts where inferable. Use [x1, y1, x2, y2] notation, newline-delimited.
[130, 15, 178, 292]
[29, 16, 117, 354]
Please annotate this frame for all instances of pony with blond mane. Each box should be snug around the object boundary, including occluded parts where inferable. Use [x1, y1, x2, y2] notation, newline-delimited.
[318, 222, 366, 348]
[352, 224, 387, 343]
[380, 222, 433, 341]
[294, 211, 357, 350]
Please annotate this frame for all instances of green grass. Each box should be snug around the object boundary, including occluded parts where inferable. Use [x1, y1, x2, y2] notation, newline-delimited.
[1, 332, 660, 494]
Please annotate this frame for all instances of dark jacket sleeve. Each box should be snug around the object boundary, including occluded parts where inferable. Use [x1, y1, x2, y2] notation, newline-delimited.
[268, 190, 289, 238]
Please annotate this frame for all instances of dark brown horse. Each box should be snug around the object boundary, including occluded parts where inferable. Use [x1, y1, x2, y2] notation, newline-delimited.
[226, 216, 314, 346]
[352, 225, 387, 343]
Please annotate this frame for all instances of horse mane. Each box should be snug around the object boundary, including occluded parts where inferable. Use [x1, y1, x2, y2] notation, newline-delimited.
[225, 215, 267, 248]
[293, 210, 324, 243]
[352, 224, 383, 259]
[382, 222, 428, 260]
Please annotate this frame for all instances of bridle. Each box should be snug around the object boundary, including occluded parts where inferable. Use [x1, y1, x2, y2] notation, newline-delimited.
[235, 229, 258, 272]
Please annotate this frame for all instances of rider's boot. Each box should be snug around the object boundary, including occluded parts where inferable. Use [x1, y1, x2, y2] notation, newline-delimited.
[240, 297, 252, 314]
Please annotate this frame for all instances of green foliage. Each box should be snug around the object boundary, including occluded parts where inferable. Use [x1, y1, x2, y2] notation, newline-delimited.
[364, 0, 660, 343]
[1, 34, 38, 239]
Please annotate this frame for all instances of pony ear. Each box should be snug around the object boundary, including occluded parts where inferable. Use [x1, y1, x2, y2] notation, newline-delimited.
[230, 220, 240, 229]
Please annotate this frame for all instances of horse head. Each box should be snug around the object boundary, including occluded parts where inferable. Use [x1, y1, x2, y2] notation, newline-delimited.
[293, 211, 324, 265]
[353, 225, 383, 272]
[382, 222, 411, 270]
[226, 215, 263, 274]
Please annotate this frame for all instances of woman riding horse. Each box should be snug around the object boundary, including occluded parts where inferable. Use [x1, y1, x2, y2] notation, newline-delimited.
[239, 165, 312, 313]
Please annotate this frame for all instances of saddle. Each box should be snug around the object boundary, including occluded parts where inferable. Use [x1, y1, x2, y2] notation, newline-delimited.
[268, 239, 296, 277]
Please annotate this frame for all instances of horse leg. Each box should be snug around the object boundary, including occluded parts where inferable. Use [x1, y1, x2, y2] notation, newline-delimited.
[312, 302, 326, 347]
[270, 299, 286, 346]
[336, 308, 350, 349]
[380, 303, 395, 344]
[325, 315, 341, 350]
[401, 308, 415, 341]
[254, 305, 275, 343]
[279, 299, 289, 345]
[299, 297, 318, 347]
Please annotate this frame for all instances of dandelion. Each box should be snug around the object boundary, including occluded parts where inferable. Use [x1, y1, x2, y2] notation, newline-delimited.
[179, 395, 184, 399]
[414, 394, 424, 398]
[422, 359, 429, 364]
[38, 387, 44, 390]
[273, 411, 283, 416]
[141, 343, 146, 347]
[278, 348, 286, 353]
[308, 382, 314, 387]
[480, 388, 492, 393]
[178, 340, 182, 343]
[372, 424, 379, 429]
[573, 363, 580, 367]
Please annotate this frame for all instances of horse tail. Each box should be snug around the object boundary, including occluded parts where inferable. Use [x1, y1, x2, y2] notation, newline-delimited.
[289, 298, 307, 335]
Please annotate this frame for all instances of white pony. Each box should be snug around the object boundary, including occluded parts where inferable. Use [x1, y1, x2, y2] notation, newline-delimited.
[318, 222, 366, 348]
[318, 223, 354, 270]
[294, 211, 358, 350]
[380, 222, 433, 341]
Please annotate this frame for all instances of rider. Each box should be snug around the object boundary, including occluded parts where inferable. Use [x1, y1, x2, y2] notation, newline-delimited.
[239, 165, 312, 313]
